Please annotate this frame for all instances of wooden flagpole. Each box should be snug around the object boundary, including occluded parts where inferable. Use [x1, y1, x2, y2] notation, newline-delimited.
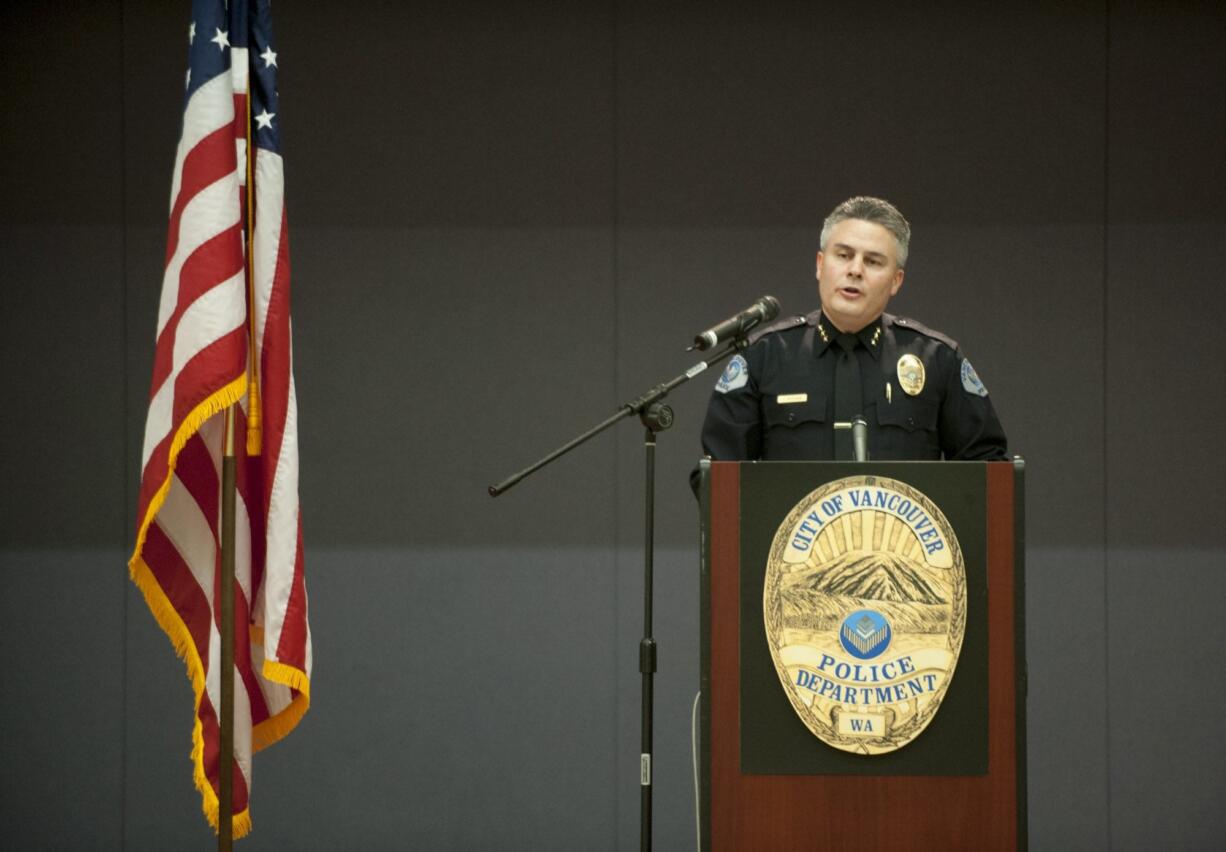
[219, 24, 259, 847]
[219, 406, 237, 851]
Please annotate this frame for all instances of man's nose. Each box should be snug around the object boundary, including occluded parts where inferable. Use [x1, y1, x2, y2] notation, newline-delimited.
[847, 255, 863, 276]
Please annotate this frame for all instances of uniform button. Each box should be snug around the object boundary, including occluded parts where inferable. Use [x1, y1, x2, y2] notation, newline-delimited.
[786, 412, 796, 423]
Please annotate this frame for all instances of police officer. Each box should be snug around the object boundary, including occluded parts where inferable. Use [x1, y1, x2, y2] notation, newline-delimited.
[698, 196, 1007, 468]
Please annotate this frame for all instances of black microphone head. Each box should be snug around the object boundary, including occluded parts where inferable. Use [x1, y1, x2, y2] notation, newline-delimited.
[757, 295, 781, 321]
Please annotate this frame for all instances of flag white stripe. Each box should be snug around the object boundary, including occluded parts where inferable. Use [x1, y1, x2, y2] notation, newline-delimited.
[168, 73, 237, 218]
[259, 369, 299, 654]
[173, 273, 247, 366]
[142, 272, 247, 469]
[230, 48, 249, 93]
[157, 174, 243, 337]
[157, 481, 217, 601]
[250, 149, 285, 363]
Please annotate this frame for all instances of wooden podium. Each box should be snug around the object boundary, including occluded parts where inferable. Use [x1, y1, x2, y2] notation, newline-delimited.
[698, 460, 1026, 851]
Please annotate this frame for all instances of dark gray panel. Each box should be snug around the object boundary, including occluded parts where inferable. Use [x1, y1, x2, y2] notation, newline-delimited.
[917, 225, 1106, 550]
[275, 2, 614, 228]
[1024, 548, 1111, 850]
[1108, 1, 1226, 223]
[1104, 224, 1226, 547]
[613, 547, 701, 851]
[122, 583, 209, 851]
[0, 3, 124, 226]
[1106, 550, 1226, 851]
[1105, 5, 1226, 547]
[611, 227, 820, 548]
[1101, 7, 1225, 844]
[113, 2, 618, 228]
[288, 225, 619, 547]
[123, 225, 171, 544]
[617, 1, 1106, 227]
[1, 227, 127, 548]
[0, 551, 126, 851]
[118, 0, 185, 230]
[124, 548, 620, 851]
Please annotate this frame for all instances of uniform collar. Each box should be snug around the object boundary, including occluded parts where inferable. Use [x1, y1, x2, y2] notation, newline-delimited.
[811, 311, 885, 361]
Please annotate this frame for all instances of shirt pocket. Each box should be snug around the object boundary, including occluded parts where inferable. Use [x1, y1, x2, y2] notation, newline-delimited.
[764, 394, 827, 429]
[875, 396, 939, 432]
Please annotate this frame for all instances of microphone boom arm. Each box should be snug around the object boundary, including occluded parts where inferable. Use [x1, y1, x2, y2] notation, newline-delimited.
[488, 338, 748, 496]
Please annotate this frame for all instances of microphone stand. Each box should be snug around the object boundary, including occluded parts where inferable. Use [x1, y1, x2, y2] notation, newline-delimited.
[489, 338, 748, 852]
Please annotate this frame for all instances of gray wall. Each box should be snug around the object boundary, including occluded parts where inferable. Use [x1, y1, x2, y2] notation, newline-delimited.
[2, 1, 1224, 849]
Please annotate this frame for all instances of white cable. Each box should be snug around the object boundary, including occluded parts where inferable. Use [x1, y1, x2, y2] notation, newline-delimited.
[692, 689, 702, 852]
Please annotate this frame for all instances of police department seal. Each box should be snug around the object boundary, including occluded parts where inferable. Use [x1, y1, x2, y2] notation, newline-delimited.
[896, 354, 925, 396]
[762, 475, 966, 755]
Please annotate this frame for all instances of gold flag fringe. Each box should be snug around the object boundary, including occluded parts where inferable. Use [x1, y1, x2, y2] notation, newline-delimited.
[128, 375, 310, 839]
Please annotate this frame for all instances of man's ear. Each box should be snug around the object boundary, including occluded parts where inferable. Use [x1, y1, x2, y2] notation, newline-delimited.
[890, 267, 905, 296]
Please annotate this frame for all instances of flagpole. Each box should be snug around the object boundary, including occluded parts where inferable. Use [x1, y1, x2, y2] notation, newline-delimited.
[217, 23, 261, 846]
[218, 405, 237, 852]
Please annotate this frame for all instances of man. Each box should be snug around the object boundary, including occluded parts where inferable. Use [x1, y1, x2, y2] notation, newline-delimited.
[697, 196, 1007, 468]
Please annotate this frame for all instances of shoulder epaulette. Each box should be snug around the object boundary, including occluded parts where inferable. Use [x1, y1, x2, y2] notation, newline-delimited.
[890, 314, 960, 351]
[748, 313, 809, 344]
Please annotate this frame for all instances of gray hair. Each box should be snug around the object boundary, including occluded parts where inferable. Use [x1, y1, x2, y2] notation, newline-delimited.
[819, 196, 911, 268]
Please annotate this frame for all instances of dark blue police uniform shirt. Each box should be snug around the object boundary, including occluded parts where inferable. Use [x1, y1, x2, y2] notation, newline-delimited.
[698, 310, 1008, 464]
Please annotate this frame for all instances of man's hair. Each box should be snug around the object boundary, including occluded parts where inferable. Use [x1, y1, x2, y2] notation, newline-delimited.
[820, 196, 911, 268]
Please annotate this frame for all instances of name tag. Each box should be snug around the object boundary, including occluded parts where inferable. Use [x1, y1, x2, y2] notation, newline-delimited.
[777, 393, 808, 404]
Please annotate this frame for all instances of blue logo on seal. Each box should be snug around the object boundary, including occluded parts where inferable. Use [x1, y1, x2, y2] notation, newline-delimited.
[839, 610, 892, 659]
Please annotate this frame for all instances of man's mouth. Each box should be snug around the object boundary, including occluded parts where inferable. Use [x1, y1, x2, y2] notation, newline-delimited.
[837, 286, 863, 299]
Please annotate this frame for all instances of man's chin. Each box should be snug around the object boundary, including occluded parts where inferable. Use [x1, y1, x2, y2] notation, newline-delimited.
[823, 304, 870, 333]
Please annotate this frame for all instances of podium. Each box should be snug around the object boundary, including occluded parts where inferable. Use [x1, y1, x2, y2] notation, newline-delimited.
[699, 460, 1026, 851]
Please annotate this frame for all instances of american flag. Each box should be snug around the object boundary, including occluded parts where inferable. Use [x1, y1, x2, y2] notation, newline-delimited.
[129, 0, 310, 838]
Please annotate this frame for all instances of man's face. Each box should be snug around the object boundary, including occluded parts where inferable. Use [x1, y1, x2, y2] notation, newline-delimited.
[816, 218, 905, 333]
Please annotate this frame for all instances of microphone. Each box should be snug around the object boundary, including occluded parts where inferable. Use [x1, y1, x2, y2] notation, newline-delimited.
[689, 295, 781, 351]
[851, 416, 868, 462]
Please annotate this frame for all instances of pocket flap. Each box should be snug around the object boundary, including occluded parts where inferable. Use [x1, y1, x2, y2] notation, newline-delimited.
[876, 397, 938, 432]
[764, 394, 827, 428]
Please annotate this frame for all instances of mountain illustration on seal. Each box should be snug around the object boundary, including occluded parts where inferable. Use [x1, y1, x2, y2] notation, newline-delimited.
[777, 551, 950, 633]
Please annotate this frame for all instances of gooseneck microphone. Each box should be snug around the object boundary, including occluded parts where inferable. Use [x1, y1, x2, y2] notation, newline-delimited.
[851, 416, 868, 462]
[689, 295, 781, 351]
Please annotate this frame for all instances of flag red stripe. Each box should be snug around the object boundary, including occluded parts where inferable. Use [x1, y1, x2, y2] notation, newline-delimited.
[150, 225, 246, 397]
[136, 327, 246, 524]
[274, 521, 308, 668]
[174, 433, 221, 538]
[232, 93, 247, 141]
[258, 210, 292, 506]
[170, 436, 271, 783]
[170, 327, 247, 428]
[143, 520, 214, 664]
[164, 125, 239, 268]
[173, 428, 273, 728]
[234, 595, 273, 726]
[136, 432, 174, 528]
[198, 691, 251, 814]
[235, 412, 268, 598]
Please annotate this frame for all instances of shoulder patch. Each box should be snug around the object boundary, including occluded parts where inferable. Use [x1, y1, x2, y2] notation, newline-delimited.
[960, 358, 988, 396]
[715, 354, 749, 393]
[891, 315, 959, 351]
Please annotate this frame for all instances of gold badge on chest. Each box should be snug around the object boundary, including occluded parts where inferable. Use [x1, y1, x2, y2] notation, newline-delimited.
[896, 354, 925, 396]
